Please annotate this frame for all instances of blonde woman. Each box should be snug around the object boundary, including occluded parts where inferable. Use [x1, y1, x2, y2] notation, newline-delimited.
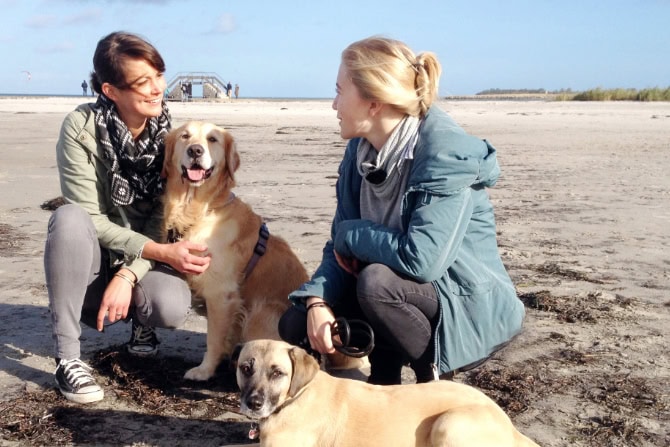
[279, 36, 525, 384]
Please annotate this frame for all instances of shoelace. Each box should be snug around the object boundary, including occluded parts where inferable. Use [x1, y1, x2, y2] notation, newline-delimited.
[132, 324, 156, 344]
[59, 359, 95, 387]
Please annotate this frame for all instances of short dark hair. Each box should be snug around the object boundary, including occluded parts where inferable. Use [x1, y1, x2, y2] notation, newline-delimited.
[90, 31, 165, 94]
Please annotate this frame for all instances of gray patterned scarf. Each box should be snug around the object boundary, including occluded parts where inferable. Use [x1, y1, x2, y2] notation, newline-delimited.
[93, 94, 171, 206]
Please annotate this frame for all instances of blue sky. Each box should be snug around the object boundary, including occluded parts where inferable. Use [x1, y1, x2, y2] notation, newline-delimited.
[2, 0, 668, 97]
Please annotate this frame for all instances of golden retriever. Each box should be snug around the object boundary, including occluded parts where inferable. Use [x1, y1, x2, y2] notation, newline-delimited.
[234, 339, 540, 447]
[162, 121, 309, 381]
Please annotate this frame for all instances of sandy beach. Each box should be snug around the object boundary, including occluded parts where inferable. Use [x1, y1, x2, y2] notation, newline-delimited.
[0, 96, 668, 446]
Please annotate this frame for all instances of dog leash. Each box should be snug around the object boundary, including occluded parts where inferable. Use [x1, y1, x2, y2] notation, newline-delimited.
[330, 317, 375, 358]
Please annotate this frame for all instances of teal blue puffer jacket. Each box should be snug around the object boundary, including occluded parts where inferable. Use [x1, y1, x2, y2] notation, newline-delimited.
[290, 106, 525, 373]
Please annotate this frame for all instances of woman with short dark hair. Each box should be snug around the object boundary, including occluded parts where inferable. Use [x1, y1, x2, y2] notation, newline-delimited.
[45, 31, 209, 403]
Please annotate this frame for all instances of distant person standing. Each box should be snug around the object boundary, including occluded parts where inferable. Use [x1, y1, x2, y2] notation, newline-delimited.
[81, 80, 88, 96]
[226, 81, 232, 99]
[234, 83, 239, 99]
[180, 82, 188, 102]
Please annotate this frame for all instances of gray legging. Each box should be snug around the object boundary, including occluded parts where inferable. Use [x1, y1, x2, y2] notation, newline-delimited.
[44, 204, 191, 361]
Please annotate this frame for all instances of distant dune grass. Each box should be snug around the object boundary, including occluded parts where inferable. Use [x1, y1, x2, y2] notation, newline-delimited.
[456, 87, 670, 102]
[566, 87, 670, 102]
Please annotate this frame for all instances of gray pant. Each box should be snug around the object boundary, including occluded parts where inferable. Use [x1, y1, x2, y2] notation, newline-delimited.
[44, 204, 191, 361]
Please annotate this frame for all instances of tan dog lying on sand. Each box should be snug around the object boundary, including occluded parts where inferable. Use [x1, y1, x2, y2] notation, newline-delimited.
[233, 339, 540, 447]
[162, 121, 309, 381]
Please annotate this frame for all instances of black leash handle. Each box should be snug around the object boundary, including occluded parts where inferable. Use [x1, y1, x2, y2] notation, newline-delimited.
[330, 317, 375, 358]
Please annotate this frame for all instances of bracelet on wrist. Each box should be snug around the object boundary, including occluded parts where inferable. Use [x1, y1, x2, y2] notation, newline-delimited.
[306, 301, 329, 312]
[115, 271, 136, 288]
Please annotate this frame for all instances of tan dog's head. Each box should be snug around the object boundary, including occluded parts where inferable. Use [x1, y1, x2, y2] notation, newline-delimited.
[233, 339, 320, 419]
[162, 121, 239, 191]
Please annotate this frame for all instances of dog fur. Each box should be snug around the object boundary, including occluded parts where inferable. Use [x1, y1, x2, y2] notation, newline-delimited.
[162, 121, 309, 381]
[234, 339, 540, 447]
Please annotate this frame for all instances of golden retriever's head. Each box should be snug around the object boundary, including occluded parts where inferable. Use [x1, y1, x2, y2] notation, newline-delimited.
[162, 121, 239, 190]
[233, 339, 320, 419]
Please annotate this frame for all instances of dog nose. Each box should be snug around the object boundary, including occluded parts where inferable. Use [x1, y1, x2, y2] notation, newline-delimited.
[247, 391, 264, 411]
[187, 144, 204, 158]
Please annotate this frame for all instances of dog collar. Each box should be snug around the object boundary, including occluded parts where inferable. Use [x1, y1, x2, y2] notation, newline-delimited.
[247, 383, 311, 441]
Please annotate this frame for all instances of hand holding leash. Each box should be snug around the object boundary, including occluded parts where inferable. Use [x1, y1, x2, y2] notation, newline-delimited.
[306, 299, 375, 358]
[330, 318, 375, 358]
[306, 300, 337, 354]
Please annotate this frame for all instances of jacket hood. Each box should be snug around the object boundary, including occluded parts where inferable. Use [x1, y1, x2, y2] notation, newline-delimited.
[409, 106, 500, 196]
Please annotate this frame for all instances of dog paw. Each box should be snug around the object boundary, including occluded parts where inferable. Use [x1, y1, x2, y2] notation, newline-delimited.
[184, 365, 215, 381]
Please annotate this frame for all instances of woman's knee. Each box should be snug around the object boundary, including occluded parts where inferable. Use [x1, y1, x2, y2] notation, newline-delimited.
[135, 269, 191, 328]
[356, 263, 397, 303]
[47, 204, 95, 240]
[278, 305, 307, 345]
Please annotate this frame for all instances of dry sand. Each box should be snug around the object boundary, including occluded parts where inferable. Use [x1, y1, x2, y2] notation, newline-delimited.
[0, 96, 668, 446]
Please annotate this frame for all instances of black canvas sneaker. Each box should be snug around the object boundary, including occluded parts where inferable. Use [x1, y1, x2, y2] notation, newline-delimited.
[126, 320, 160, 356]
[54, 358, 104, 404]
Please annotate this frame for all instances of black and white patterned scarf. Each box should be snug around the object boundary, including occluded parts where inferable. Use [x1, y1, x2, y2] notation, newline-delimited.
[93, 94, 171, 206]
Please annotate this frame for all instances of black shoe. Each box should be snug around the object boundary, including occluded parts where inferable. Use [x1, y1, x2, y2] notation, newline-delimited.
[412, 361, 438, 383]
[410, 342, 439, 383]
[367, 373, 402, 385]
[126, 320, 159, 356]
[367, 347, 403, 385]
[54, 358, 104, 404]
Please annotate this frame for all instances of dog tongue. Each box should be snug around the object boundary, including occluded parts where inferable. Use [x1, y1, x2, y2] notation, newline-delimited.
[187, 168, 206, 182]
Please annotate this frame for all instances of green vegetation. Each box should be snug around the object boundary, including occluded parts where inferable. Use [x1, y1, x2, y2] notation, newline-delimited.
[474, 87, 670, 102]
[570, 87, 670, 101]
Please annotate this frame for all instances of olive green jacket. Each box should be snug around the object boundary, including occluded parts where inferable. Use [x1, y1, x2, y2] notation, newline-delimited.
[56, 103, 163, 281]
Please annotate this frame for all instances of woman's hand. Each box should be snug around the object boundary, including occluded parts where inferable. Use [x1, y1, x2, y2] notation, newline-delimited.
[334, 250, 362, 277]
[143, 240, 211, 274]
[96, 269, 134, 331]
[305, 298, 336, 354]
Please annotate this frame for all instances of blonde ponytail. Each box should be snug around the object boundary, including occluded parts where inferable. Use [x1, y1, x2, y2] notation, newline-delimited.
[414, 52, 442, 116]
[342, 36, 442, 117]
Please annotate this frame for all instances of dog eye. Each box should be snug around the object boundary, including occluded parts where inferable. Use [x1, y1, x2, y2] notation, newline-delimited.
[207, 136, 218, 143]
[270, 369, 284, 380]
[240, 363, 253, 376]
[180, 132, 190, 140]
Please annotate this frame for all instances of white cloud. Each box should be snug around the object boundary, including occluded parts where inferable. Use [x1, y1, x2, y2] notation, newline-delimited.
[52, 0, 170, 3]
[25, 14, 59, 28]
[214, 13, 236, 34]
[63, 8, 102, 25]
[36, 41, 75, 54]
[109, 0, 170, 3]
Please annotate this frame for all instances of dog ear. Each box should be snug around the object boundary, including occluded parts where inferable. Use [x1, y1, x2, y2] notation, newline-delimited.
[287, 346, 319, 397]
[223, 131, 240, 183]
[161, 129, 176, 179]
[231, 343, 244, 369]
